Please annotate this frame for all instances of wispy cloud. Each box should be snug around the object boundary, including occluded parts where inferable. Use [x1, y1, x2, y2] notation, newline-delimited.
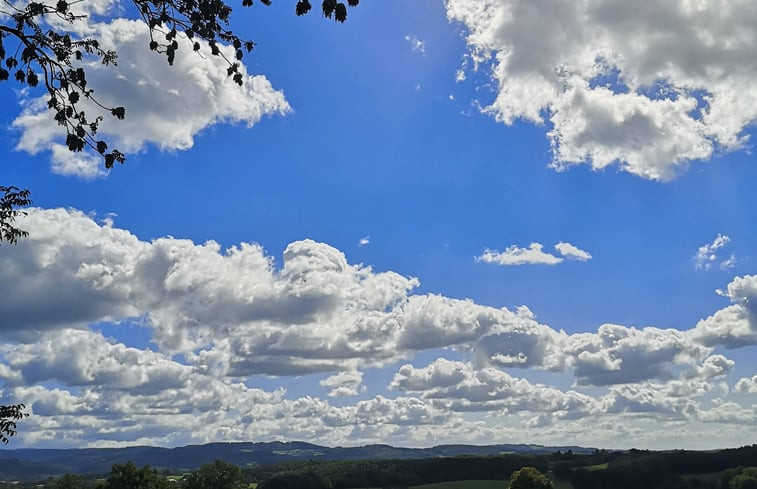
[404, 34, 426, 55]
[694, 234, 733, 270]
[359, 236, 370, 247]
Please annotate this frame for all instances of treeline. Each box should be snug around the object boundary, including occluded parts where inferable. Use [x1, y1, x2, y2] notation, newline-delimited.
[2, 444, 755, 489]
[246, 454, 548, 489]
[552, 445, 757, 489]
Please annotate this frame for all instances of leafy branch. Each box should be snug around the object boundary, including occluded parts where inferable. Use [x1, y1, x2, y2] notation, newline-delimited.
[0, 186, 32, 245]
[0, 404, 29, 444]
[0, 0, 360, 170]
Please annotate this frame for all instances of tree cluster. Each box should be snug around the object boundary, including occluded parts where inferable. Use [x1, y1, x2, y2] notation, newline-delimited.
[508, 466, 555, 489]
[245, 455, 549, 489]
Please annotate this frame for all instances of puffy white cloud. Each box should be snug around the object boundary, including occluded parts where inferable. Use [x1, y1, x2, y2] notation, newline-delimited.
[446, 0, 757, 180]
[694, 234, 731, 270]
[2, 208, 756, 447]
[565, 324, 710, 386]
[720, 274, 757, 312]
[696, 400, 756, 424]
[12, 19, 290, 178]
[48, 144, 105, 179]
[554, 242, 592, 261]
[398, 297, 569, 371]
[695, 355, 735, 380]
[602, 383, 698, 420]
[477, 242, 563, 266]
[734, 375, 757, 394]
[2, 209, 420, 373]
[691, 289, 757, 348]
[3, 207, 742, 381]
[693, 307, 757, 348]
[391, 359, 597, 419]
[0, 329, 188, 393]
[320, 371, 365, 397]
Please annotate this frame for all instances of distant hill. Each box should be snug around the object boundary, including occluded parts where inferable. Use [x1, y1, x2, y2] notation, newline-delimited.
[0, 441, 595, 479]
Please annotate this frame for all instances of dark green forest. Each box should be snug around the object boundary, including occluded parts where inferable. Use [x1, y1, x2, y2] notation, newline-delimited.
[1, 444, 755, 489]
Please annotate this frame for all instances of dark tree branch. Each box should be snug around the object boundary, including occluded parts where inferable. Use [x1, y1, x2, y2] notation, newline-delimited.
[0, 186, 32, 245]
[0, 404, 28, 444]
[0, 0, 359, 172]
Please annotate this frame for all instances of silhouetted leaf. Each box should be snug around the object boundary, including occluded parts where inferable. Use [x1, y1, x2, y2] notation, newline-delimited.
[296, 0, 312, 15]
[334, 2, 346, 22]
[322, 0, 336, 18]
[0, 0, 359, 195]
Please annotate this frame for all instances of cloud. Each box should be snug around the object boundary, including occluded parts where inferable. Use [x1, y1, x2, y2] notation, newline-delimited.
[390, 359, 597, 419]
[0, 329, 189, 393]
[691, 305, 757, 349]
[694, 234, 732, 270]
[719, 274, 757, 314]
[477, 242, 563, 266]
[565, 324, 710, 386]
[48, 144, 106, 179]
[735, 375, 757, 394]
[554, 242, 592, 261]
[320, 371, 365, 397]
[2, 208, 756, 447]
[694, 275, 757, 348]
[446, 0, 757, 180]
[477, 241, 591, 266]
[405, 34, 426, 55]
[12, 19, 290, 178]
[359, 236, 370, 247]
[695, 355, 735, 380]
[5, 208, 746, 379]
[720, 254, 737, 270]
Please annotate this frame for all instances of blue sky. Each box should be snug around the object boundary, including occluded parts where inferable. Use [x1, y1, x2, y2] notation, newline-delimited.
[1, 0, 756, 450]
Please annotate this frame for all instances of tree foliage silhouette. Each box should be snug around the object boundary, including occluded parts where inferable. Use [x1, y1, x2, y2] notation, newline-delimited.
[0, 403, 28, 444]
[0, 186, 32, 245]
[0, 0, 358, 241]
[0, 0, 358, 168]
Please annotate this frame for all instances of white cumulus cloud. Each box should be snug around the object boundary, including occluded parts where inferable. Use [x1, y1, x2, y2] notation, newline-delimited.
[1, 208, 756, 447]
[12, 19, 290, 178]
[446, 0, 757, 180]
